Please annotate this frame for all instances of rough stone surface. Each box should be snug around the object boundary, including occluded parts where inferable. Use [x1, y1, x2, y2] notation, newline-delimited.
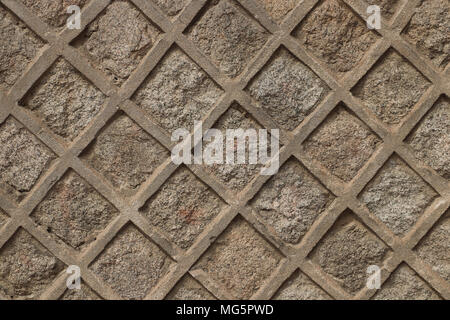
[61, 281, 101, 300]
[202, 104, 265, 191]
[73, 0, 161, 86]
[19, 0, 87, 28]
[369, 0, 402, 20]
[303, 105, 381, 182]
[273, 270, 332, 300]
[192, 217, 283, 299]
[251, 158, 335, 244]
[374, 264, 441, 300]
[255, 0, 300, 22]
[31, 170, 118, 251]
[0, 228, 65, 299]
[90, 224, 173, 300]
[81, 113, 169, 195]
[0, 4, 44, 91]
[403, 0, 450, 69]
[247, 48, 329, 131]
[140, 167, 225, 250]
[20, 58, 106, 142]
[166, 275, 215, 300]
[406, 96, 449, 179]
[132, 47, 223, 134]
[310, 212, 390, 294]
[352, 49, 430, 125]
[359, 155, 438, 236]
[153, 0, 188, 18]
[0, 209, 8, 229]
[0, 117, 56, 203]
[186, 0, 269, 78]
[294, 0, 378, 75]
[415, 210, 449, 282]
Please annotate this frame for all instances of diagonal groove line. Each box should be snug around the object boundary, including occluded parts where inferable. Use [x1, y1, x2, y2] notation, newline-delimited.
[0, 0, 447, 300]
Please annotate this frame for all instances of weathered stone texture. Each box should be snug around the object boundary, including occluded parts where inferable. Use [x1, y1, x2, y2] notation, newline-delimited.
[186, 0, 269, 78]
[73, 0, 161, 86]
[359, 155, 438, 236]
[152, 0, 188, 18]
[0, 5, 44, 91]
[406, 96, 449, 179]
[90, 224, 173, 299]
[273, 270, 332, 300]
[0, 229, 65, 299]
[31, 170, 118, 251]
[415, 210, 449, 282]
[132, 47, 223, 134]
[403, 0, 450, 69]
[20, 0, 87, 28]
[20, 58, 106, 142]
[294, 0, 378, 75]
[166, 275, 215, 300]
[0, 118, 55, 203]
[369, 0, 402, 19]
[247, 48, 329, 131]
[352, 49, 431, 125]
[140, 167, 225, 250]
[303, 105, 381, 182]
[81, 113, 169, 195]
[192, 217, 282, 299]
[311, 213, 390, 294]
[255, 0, 300, 22]
[251, 158, 334, 244]
[374, 265, 441, 300]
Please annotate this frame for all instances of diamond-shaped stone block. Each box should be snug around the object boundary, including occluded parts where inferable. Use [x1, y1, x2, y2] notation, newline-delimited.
[202, 104, 266, 191]
[352, 49, 430, 125]
[192, 216, 283, 299]
[140, 167, 225, 250]
[90, 224, 173, 299]
[81, 113, 169, 195]
[186, 0, 269, 78]
[0, 4, 44, 91]
[251, 158, 335, 244]
[0, 117, 56, 203]
[403, 0, 450, 69]
[359, 155, 438, 236]
[20, 58, 106, 142]
[19, 0, 88, 28]
[310, 212, 390, 294]
[73, 0, 161, 85]
[406, 96, 449, 179]
[166, 275, 215, 300]
[0, 228, 65, 299]
[132, 47, 223, 134]
[303, 105, 381, 182]
[247, 48, 329, 131]
[61, 281, 101, 300]
[273, 270, 332, 300]
[294, 0, 379, 75]
[152, 0, 188, 19]
[31, 170, 118, 251]
[414, 210, 449, 282]
[373, 264, 441, 300]
[255, 0, 300, 23]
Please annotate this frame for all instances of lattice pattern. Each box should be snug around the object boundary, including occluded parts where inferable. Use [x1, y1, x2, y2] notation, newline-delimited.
[0, 0, 448, 300]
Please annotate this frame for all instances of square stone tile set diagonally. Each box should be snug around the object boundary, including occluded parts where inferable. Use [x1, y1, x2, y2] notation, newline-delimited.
[0, 0, 448, 300]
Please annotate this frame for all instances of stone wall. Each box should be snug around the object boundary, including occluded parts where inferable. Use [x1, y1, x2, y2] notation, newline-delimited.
[0, 0, 448, 300]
